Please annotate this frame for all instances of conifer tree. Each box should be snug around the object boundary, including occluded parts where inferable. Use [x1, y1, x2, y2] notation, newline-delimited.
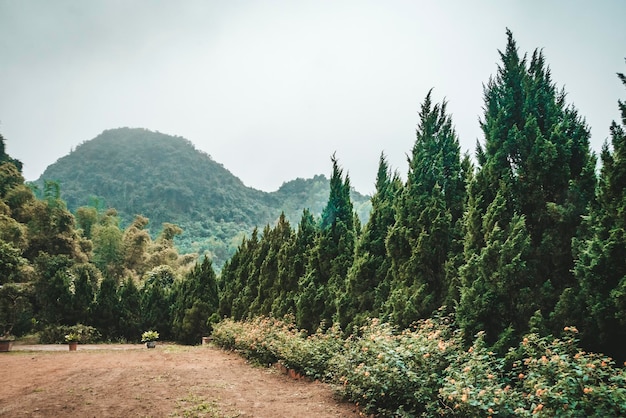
[171, 256, 219, 344]
[117, 277, 142, 341]
[570, 68, 626, 357]
[271, 209, 317, 318]
[384, 91, 466, 328]
[140, 265, 176, 339]
[252, 213, 294, 316]
[297, 156, 355, 332]
[343, 153, 401, 330]
[92, 276, 120, 339]
[458, 30, 596, 346]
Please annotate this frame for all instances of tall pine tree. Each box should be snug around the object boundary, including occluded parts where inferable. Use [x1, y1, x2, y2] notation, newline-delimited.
[343, 153, 401, 330]
[571, 68, 626, 358]
[458, 30, 596, 346]
[384, 91, 466, 328]
[296, 155, 355, 332]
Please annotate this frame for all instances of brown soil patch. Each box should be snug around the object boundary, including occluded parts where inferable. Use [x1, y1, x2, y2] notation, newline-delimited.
[0, 343, 360, 417]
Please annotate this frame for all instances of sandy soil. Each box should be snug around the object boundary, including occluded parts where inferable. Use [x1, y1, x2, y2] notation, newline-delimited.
[0, 343, 360, 417]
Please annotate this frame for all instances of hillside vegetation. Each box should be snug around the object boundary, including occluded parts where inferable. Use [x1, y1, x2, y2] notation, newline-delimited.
[36, 127, 371, 268]
[2, 30, 626, 416]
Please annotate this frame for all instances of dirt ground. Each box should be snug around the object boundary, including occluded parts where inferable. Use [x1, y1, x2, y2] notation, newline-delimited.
[0, 342, 361, 417]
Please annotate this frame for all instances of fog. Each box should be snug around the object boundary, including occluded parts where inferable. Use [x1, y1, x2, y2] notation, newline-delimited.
[1, 0, 624, 194]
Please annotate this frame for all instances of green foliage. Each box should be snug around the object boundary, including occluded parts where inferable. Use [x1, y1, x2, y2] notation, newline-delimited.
[0, 282, 32, 337]
[40, 323, 100, 344]
[459, 30, 596, 345]
[140, 265, 176, 339]
[36, 128, 371, 269]
[384, 91, 466, 329]
[297, 155, 356, 332]
[344, 154, 400, 330]
[171, 256, 220, 344]
[570, 67, 626, 359]
[141, 329, 159, 342]
[213, 316, 626, 417]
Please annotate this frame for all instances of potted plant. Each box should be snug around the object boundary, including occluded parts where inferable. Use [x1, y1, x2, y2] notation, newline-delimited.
[141, 330, 159, 348]
[0, 333, 14, 352]
[65, 331, 80, 351]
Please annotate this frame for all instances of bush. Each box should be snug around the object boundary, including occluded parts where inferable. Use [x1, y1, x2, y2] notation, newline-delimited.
[40, 324, 101, 344]
[212, 316, 626, 417]
[330, 315, 461, 416]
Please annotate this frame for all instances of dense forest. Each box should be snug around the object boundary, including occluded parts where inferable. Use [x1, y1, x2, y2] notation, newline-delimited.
[35, 128, 372, 269]
[1, 29, 625, 396]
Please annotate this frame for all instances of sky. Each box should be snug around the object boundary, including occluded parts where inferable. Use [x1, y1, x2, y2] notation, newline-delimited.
[1, 1, 624, 195]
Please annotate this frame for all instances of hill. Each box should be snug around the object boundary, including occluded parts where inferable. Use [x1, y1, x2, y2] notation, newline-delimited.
[36, 128, 371, 268]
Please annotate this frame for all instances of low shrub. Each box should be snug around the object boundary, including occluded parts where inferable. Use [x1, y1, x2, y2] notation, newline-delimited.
[212, 316, 626, 417]
[40, 324, 101, 344]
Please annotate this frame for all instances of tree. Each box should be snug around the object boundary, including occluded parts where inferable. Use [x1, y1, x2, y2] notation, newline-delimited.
[297, 155, 355, 332]
[92, 276, 120, 340]
[384, 91, 466, 329]
[0, 133, 23, 172]
[570, 67, 626, 358]
[458, 30, 596, 346]
[171, 256, 219, 344]
[140, 265, 176, 339]
[117, 277, 142, 342]
[344, 153, 400, 330]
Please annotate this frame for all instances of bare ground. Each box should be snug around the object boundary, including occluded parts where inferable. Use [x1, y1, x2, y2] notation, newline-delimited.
[0, 343, 361, 417]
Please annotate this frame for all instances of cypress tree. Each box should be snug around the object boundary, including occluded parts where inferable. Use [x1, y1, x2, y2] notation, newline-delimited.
[384, 91, 466, 328]
[570, 68, 626, 357]
[171, 256, 219, 344]
[343, 153, 401, 330]
[458, 30, 596, 346]
[118, 277, 142, 342]
[296, 155, 355, 332]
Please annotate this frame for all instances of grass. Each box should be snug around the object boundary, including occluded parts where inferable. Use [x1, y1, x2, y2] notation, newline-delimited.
[171, 394, 240, 418]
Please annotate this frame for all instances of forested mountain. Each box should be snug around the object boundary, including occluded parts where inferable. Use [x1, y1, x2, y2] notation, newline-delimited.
[35, 128, 371, 268]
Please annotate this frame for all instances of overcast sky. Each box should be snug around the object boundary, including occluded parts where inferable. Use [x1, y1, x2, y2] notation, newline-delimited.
[1, 1, 624, 194]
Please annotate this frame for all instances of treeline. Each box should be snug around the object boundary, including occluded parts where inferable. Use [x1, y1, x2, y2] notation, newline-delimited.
[0, 153, 219, 343]
[217, 31, 626, 360]
[1, 30, 624, 361]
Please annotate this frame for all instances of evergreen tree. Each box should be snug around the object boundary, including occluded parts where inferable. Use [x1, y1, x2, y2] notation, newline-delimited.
[117, 277, 142, 342]
[344, 153, 400, 330]
[384, 91, 466, 328]
[69, 263, 101, 325]
[297, 155, 355, 332]
[271, 209, 317, 318]
[140, 265, 176, 339]
[171, 256, 219, 344]
[458, 30, 596, 346]
[570, 68, 626, 357]
[252, 213, 294, 316]
[92, 276, 120, 340]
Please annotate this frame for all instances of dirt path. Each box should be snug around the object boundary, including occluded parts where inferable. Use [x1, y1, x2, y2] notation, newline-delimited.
[0, 343, 360, 417]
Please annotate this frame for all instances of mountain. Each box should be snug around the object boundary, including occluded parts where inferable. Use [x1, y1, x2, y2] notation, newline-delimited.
[36, 128, 371, 268]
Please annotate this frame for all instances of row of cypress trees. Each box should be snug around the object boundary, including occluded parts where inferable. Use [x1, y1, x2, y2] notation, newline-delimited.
[217, 30, 626, 359]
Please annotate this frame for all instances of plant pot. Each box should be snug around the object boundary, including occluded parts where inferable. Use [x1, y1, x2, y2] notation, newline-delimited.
[202, 336, 210, 345]
[68, 342, 78, 351]
[0, 340, 13, 352]
[146, 341, 156, 348]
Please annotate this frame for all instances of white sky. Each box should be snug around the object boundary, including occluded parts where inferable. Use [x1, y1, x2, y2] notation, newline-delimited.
[1, 0, 624, 194]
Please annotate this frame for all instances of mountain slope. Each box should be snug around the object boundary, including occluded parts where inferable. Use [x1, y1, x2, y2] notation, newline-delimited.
[37, 128, 371, 268]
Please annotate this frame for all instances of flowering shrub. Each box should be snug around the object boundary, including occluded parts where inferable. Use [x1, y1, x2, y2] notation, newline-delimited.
[212, 316, 342, 379]
[212, 316, 626, 417]
[440, 327, 626, 416]
[330, 315, 461, 416]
